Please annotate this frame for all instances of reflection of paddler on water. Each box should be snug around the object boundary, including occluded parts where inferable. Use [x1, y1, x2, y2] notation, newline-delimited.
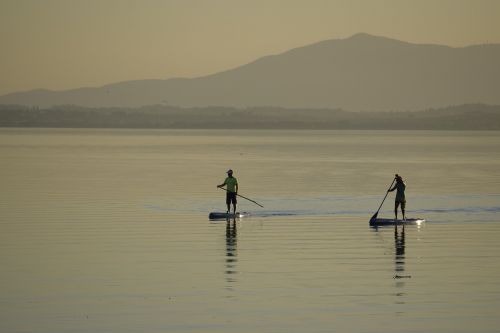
[217, 169, 238, 214]
[393, 224, 410, 279]
[393, 225, 411, 308]
[388, 174, 406, 220]
[225, 218, 238, 284]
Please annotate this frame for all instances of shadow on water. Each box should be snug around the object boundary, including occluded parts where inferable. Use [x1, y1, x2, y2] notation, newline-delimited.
[225, 218, 238, 289]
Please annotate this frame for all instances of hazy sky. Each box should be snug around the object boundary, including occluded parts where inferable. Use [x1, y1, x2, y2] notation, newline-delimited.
[1, 0, 499, 95]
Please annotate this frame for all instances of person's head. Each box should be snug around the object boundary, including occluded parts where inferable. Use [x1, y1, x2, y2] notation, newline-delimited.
[227, 169, 233, 176]
[395, 174, 403, 182]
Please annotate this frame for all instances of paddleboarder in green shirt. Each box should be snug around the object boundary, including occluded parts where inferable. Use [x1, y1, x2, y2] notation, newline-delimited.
[217, 169, 239, 214]
[388, 174, 406, 220]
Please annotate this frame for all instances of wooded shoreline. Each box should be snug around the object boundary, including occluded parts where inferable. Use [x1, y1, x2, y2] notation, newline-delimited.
[1, 104, 499, 130]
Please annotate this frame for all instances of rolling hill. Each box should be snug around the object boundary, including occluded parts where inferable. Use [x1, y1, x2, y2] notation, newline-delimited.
[1, 33, 499, 111]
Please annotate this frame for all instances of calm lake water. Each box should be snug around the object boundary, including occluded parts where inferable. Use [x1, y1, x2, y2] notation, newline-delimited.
[1, 128, 500, 333]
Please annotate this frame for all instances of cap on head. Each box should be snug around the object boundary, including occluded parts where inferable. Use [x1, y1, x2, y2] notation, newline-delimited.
[226, 169, 233, 174]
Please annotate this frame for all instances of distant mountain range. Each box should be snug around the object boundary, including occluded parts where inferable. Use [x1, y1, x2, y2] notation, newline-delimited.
[1, 33, 500, 111]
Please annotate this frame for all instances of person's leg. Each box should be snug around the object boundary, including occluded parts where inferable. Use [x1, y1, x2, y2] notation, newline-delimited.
[232, 194, 237, 214]
[226, 193, 231, 213]
[394, 201, 400, 220]
[401, 201, 406, 220]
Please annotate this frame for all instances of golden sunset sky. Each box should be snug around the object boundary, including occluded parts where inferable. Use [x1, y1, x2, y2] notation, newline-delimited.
[1, 0, 499, 95]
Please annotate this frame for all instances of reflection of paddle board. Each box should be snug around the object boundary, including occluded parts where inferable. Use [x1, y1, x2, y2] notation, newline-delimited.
[369, 218, 425, 226]
[209, 212, 250, 220]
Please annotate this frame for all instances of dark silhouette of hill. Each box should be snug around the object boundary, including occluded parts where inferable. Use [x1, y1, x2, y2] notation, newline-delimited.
[1, 104, 499, 130]
[1, 33, 500, 111]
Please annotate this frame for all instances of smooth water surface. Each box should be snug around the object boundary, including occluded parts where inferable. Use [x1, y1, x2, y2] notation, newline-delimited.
[1, 129, 500, 332]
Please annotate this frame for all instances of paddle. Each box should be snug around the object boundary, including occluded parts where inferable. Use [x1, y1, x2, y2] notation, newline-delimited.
[370, 177, 396, 223]
[218, 187, 264, 208]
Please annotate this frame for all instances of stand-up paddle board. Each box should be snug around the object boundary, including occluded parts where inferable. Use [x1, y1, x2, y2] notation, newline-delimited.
[369, 217, 425, 226]
[209, 212, 250, 220]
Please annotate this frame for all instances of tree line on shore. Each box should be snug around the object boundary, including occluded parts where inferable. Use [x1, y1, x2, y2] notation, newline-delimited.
[0, 103, 499, 130]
